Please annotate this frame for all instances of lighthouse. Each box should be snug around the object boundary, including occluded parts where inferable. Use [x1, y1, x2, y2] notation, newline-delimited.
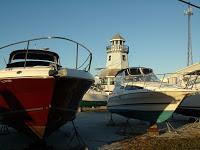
[98, 33, 129, 94]
[82, 33, 130, 103]
[106, 33, 129, 69]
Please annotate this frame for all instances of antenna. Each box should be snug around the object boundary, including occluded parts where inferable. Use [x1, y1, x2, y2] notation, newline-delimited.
[179, 0, 200, 66]
[184, 4, 193, 66]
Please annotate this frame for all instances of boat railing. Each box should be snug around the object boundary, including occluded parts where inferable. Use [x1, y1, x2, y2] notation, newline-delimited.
[122, 72, 200, 90]
[158, 72, 200, 89]
[182, 74, 200, 89]
[0, 36, 92, 71]
[88, 85, 108, 95]
[156, 73, 184, 89]
[106, 45, 129, 53]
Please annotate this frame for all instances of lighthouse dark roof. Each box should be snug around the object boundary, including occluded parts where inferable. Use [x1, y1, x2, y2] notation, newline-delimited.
[98, 68, 121, 77]
[111, 33, 125, 41]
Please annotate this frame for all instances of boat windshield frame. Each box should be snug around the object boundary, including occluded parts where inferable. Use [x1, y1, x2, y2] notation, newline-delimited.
[6, 49, 61, 68]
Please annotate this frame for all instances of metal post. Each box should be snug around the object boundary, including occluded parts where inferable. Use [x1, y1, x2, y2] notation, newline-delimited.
[24, 40, 30, 68]
[186, 5, 193, 66]
[76, 44, 78, 69]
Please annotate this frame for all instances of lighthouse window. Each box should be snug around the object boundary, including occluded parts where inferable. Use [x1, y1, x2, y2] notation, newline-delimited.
[122, 55, 126, 61]
[109, 55, 111, 61]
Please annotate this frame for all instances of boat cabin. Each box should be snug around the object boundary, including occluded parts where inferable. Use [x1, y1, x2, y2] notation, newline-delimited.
[6, 49, 61, 68]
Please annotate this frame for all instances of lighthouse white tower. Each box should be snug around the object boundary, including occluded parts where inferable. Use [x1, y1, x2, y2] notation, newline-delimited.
[96, 34, 130, 94]
[83, 34, 130, 101]
[106, 34, 129, 69]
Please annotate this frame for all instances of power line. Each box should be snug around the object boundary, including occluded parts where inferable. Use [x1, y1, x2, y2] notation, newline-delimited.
[178, 0, 200, 9]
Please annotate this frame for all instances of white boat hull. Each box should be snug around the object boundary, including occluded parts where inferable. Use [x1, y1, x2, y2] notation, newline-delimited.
[108, 90, 190, 123]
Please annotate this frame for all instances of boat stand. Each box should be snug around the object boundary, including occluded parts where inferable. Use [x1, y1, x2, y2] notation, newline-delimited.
[65, 120, 88, 149]
[0, 124, 9, 135]
[106, 113, 116, 126]
[195, 118, 200, 124]
[147, 124, 160, 136]
[165, 122, 176, 133]
[190, 118, 200, 128]
[194, 118, 200, 129]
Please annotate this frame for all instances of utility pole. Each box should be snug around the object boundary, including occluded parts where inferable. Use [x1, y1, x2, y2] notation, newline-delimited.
[185, 4, 193, 66]
[178, 0, 200, 66]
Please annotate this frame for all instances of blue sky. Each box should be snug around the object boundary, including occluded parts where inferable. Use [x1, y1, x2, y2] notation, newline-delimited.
[0, 0, 200, 74]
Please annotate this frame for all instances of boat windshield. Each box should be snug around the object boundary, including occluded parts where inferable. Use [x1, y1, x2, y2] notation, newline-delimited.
[6, 49, 60, 68]
[124, 73, 160, 82]
[115, 68, 160, 86]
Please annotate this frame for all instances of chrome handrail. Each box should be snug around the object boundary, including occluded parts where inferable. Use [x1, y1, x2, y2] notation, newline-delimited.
[0, 36, 92, 71]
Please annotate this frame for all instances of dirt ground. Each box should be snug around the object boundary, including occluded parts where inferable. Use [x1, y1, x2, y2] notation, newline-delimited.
[101, 121, 200, 150]
[1, 112, 200, 150]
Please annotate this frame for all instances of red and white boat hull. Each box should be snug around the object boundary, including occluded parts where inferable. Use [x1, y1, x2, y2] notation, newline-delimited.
[0, 67, 94, 140]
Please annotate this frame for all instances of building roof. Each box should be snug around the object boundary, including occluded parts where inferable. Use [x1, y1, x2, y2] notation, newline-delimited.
[110, 33, 125, 41]
[98, 68, 121, 78]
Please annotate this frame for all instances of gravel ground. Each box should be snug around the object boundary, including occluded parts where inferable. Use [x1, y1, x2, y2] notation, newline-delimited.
[101, 121, 200, 150]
